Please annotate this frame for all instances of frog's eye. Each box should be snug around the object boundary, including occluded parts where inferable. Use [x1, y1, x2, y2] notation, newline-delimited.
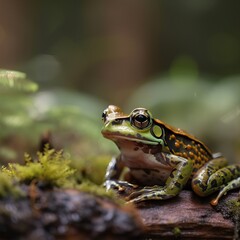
[131, 111, 151, 129]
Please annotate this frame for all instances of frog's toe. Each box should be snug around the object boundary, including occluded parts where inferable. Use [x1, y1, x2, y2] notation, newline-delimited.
[118, 181, 138, 189]
[127, 191, 161, 203]
[127, 188, 154, 200]
[127, 186, 177, 203]
[104, 180, 121, 191]
[128, 196, 145, 204]
[104, 180, 138, 192]
[127, 186, 165, 202]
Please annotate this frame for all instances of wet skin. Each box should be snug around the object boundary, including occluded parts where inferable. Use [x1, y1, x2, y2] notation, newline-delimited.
[101, 105, 240, 205]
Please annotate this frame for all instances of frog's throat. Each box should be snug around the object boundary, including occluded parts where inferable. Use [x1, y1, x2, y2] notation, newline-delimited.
[102, 131, 159, 145]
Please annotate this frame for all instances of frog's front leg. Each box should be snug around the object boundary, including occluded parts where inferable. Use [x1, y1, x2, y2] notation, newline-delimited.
[192, 157, 240, 205]
[128, 153, 193, 203]
[104, 155, 137, 191]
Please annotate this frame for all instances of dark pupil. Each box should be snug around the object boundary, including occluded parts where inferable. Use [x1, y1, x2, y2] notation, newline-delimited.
[135, 114, 147, 122]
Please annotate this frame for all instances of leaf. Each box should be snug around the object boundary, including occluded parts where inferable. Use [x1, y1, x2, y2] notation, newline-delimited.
[0, 69, 38, 93]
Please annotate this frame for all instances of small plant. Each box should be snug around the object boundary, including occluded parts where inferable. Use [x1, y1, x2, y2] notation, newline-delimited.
[2, 147, 76, 188]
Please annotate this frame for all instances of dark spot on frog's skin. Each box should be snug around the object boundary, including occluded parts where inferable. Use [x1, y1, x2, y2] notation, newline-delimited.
[182, 162, 188, 167]
[229, 168, 236, 175]
[193, 179, 208, 192]
[194, 160, 202, 165]
[131, 168, 159, 173]
[169, 171, 175, 179]
[136, 133, 142, 138]
[222, 177, 226, 185]
[151, 193, 157, 198]
[134, 147, 139, 151]
[174, 182, 182, 188]
[223, 171, 228, 177]
[138, 143, 163, 155]
[156, 193, 164, 198]
[179, 174, 184, 179]
[142, 146, 150, 154]
[207, 166, 214, 171]
[200, 184, 207, 192]
[192, 179, 201, 185]
[211, 179, 218, 188]
[154, 152, 167, 164]
[150, 145, 162, 154]
[137, 142, 144, 148]
[192, 168, 199, 173]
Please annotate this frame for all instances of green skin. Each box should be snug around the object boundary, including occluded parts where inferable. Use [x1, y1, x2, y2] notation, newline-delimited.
[101, 105, 240, 205]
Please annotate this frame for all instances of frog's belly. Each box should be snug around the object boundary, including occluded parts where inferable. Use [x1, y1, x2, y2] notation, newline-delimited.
[128, 168, 172, 186]
[121, 150, 173, 185]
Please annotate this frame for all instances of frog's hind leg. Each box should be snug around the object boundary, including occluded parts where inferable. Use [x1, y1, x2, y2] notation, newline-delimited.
[192, 157, 240, 204]
[211, 176, 240, 205]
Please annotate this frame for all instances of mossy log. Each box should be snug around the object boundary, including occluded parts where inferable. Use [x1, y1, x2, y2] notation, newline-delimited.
[0, 187, 238, 239]
[136, 190, 238, 239]
[0, 188, 143, 240]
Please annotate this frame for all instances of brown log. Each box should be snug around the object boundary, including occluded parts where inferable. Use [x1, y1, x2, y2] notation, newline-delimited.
[135, 190, 238, 239]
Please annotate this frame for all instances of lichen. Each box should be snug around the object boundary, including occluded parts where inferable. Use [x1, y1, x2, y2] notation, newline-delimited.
[2, 147, 76, 188]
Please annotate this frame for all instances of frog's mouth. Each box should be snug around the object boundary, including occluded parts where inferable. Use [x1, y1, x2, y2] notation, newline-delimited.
[102, 131, 158, 145]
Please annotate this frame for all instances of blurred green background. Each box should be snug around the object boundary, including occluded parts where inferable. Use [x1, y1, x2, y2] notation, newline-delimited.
[0, 1, 239, 167]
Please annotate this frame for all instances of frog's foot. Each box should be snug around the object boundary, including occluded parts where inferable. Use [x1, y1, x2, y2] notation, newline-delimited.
[104, 180, 138, 192]
[211, 177, 240, 206]
[127, 186, 175, 203]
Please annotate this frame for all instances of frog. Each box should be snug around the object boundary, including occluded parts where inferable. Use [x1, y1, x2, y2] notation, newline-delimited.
[101, 105, 240, 205]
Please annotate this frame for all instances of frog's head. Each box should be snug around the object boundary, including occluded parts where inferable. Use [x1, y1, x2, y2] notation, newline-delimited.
[101, 105, 165, 146]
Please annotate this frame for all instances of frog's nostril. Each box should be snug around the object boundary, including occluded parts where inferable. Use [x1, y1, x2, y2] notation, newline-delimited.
[102, 112, 107, 123]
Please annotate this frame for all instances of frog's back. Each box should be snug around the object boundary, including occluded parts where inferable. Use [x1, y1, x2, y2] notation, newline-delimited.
[155, 119, 213, 174]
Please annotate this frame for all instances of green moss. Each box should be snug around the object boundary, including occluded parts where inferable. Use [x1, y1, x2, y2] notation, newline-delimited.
[1, 147, 123, 204]
[172, 227, 181, 237]
[76, 181, 124, 204]
[226, 198, 240, 221]
[219, 198, 240, 239]
[2, 148, 76, 188]
[0, 171, 24, 198]
[71, 155, 111, 185]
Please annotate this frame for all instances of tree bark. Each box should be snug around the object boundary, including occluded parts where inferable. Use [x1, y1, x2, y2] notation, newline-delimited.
[136, 190, 237, 239]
